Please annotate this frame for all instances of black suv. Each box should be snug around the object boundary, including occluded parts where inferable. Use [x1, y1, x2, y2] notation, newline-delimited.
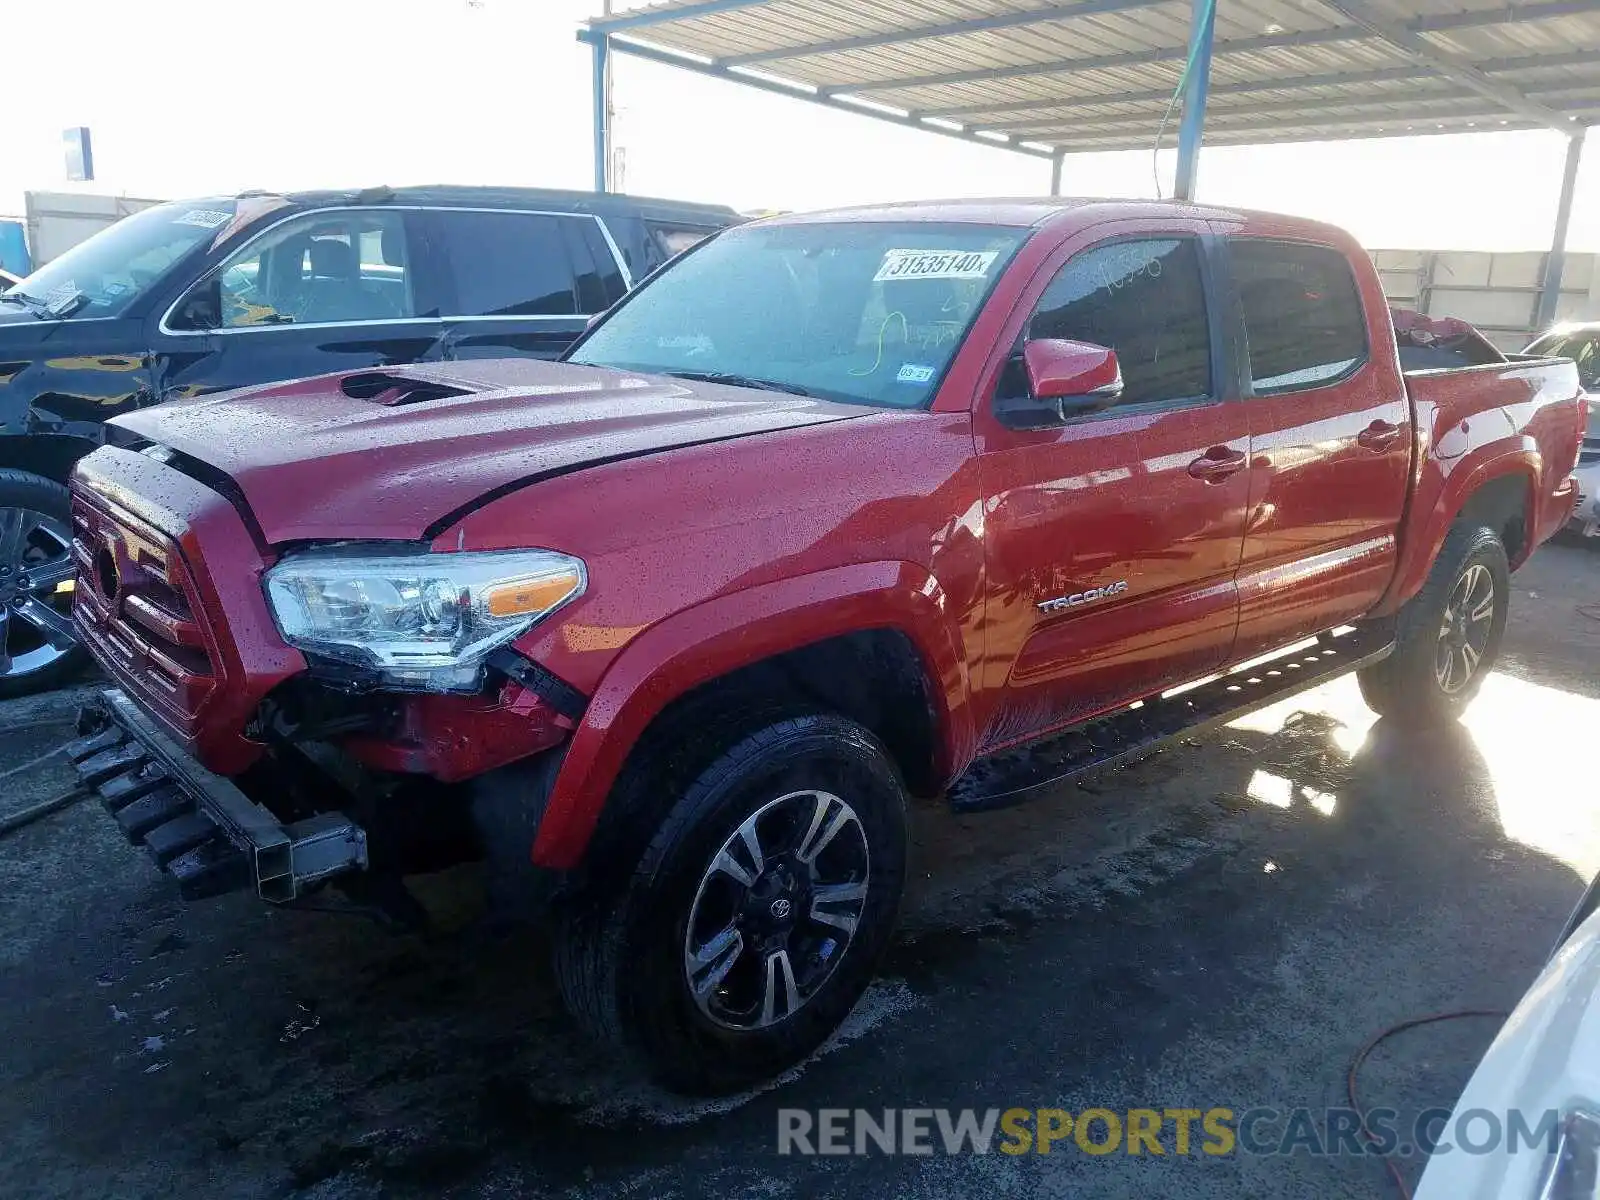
[0, 184, 738, 695]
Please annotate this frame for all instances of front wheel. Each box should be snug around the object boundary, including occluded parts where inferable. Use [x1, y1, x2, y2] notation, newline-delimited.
[553, 714, 908, 1094]
[1357, 522, 1509, 725]
[0, 469, 87, 699]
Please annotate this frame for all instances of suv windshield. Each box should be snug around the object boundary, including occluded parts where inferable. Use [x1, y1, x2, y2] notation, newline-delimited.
[568, 221, 1029, 409]
[9, 201, 237, 318]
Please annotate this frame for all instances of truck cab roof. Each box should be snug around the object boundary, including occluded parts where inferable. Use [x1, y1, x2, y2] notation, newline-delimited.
[762, 196, 1354, 241]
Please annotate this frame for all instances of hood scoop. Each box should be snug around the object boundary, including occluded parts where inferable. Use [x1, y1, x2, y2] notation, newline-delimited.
[340, 371, 474, 406]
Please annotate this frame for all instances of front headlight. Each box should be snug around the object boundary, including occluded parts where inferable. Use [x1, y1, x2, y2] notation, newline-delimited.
[264, 548, 586, 692]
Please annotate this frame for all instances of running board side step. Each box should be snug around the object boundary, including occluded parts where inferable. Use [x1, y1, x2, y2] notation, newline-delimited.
[65, 688, 368, 902]
[949, 623, 1395, 813]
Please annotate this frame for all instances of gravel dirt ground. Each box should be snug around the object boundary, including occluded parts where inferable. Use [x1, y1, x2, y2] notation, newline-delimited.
[2, 540, 1598, 1200]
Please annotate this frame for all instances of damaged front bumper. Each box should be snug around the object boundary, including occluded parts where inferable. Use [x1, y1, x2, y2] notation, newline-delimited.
[68, 688, 368, 903]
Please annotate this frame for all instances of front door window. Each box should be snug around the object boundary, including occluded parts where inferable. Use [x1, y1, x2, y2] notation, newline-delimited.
[212, 211, 416, 328]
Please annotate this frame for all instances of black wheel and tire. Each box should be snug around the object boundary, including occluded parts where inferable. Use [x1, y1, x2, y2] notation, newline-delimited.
[553, 713, 908, 1094]
[0, 470, 86, 699]
[1357, 522, 1509, 725]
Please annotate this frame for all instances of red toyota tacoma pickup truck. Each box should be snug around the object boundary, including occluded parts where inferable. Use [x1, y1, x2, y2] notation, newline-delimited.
[63, 200, 1584, 1092]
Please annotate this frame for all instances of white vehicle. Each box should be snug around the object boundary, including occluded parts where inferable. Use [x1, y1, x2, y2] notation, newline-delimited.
[1526, 324, 1600, 537]
[1414, 884, 1600, 1199]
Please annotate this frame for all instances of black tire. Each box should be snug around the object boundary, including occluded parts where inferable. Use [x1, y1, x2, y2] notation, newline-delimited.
[1357, 521, 1509, 725]
[0, 469, 88, 699]
[553, 713, 908, 1094]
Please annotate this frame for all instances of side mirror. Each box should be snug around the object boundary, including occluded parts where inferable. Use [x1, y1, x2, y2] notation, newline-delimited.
[1025, 337, 1122, 407]
[996, 338, 1123, 429]
[170, 278, 221, 331]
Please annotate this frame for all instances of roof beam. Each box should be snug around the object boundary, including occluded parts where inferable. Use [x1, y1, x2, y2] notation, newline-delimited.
[718, 0, 1172, 68]
[1315, 0, 1579, 132]
[968, 65, 1418, 121]
[826, 0, 1600, 98]
[929, 47, 1600, 120]
[1024, 102, 1600, 146]
[1407, 0, 1600, 33]
[1178, 119, 1583, 150]
[822, 27, 1340, 95]
[587, 0, 774, 34]
[1004, 83, 1600, 137]
[574, 29, 1058, 159]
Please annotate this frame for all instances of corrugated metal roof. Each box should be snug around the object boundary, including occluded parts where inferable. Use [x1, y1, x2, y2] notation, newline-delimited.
[589, 0, 1599, 154]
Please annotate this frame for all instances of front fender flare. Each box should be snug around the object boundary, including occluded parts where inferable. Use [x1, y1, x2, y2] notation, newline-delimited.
[530, 560, 974, 869]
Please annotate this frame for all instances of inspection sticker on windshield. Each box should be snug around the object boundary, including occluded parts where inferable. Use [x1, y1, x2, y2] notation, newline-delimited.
[873, 249, 999, 282]
[174, 209, 232, 229]
[896, 363, 936, 384]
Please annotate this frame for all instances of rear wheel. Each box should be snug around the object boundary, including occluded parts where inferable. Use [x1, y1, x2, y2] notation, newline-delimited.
[552, 713, 908, 1094]
[0, 470, 86, 699]
[1357, 522, 1509, 725]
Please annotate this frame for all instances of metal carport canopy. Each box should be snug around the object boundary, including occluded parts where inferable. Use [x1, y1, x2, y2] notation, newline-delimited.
[583, 0, 1598, 328]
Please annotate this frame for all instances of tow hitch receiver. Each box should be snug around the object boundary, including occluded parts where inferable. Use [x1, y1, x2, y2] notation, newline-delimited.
[67, 689, 368, 903]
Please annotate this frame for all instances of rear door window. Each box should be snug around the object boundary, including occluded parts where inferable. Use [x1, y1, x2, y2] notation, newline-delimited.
[433, 210, 582, 317]
[578, 219, 627, 306]
[1230, 239, 1369, 395]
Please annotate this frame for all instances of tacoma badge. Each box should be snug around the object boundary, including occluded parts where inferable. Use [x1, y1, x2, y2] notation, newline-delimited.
[1037, 580, 1129, 614]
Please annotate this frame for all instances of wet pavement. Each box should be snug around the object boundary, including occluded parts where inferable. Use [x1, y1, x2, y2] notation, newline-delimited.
[3, 540, 1598, 1199]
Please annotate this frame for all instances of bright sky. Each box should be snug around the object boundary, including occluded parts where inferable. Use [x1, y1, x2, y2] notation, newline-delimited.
[1, 0, 1595, 253]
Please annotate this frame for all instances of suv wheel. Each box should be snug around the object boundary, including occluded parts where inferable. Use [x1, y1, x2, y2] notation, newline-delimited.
[553, 713, 908, 1094]
[1357, 521, 1509, 724]
[0, 470, 86, 699]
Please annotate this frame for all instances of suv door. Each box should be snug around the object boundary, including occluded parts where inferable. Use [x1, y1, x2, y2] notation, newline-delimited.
[1219, 236, 1412, 661]
[421, 209, 628, 362]
[153, 208, 444, 398]
[974, 222, 1250, 752]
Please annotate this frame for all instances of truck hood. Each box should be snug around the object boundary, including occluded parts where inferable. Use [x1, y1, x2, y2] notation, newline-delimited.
[108, 359, 872, 545]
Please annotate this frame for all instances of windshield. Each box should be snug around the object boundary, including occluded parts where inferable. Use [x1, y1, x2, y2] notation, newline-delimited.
[9, 201, 237, 318]
[569, 221, 1029, 409]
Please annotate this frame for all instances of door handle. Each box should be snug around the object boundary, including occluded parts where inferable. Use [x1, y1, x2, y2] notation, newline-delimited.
[1357, 420, 1403, 451]
[1187, 447, 1247, 482]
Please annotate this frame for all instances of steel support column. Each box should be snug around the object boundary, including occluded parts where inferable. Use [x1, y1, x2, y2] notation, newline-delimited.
[592, 33, 611, 194]
[1050, 152, 1064, 196]
[1535, 128, 1587, 332]
[1174, 0, 1217, 201]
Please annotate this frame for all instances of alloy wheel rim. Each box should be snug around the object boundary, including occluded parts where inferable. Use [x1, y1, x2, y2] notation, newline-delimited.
[0, 507, 78, 680]
[1435, 562, 1495, 694]
[682, 789, 870, 1031]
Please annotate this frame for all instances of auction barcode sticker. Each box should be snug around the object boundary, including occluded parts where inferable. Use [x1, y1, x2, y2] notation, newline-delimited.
[174, 209, 233, 229]
[873, 249, 999, 282]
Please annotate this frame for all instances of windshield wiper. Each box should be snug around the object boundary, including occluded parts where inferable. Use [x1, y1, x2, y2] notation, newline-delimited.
[0, 291, 45, 314]
[0, 289, 83, 320]
[659, 369, 816, 398]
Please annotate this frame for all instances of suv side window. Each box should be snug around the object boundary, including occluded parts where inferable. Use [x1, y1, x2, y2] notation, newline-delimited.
[434, 210, 588, 317]
[578, 219, 628, 306]
[211, 210, 416, 328]
[1230, 239, 1368, 395]
[645, 221, 718, 266]
[1009, 237, 1212, 406]
[1569, 335, 1600, 390]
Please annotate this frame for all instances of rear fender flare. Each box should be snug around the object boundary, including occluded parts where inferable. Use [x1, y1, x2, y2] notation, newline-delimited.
[1378, 439, 1538, 613]
[530, 560, 973, 869]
